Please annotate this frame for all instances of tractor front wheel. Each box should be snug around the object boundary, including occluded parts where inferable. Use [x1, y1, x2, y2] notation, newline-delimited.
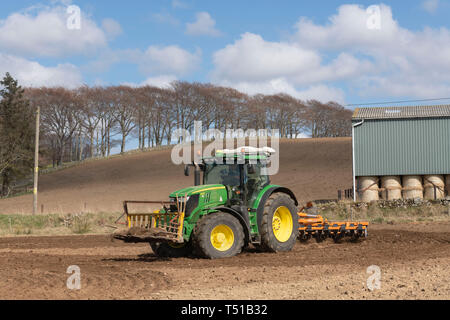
[258, 193, 299, 252]
[192, 212, 245, 259]
[149, 241, 192, 258]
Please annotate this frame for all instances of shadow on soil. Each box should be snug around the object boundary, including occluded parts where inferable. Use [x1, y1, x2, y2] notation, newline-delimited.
[102, 245, 277, 263]
[103, 253, 173, 263]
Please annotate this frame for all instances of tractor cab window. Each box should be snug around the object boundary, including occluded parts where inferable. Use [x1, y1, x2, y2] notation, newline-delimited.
[204, 163, 241, 187]
[246, 162, 270, 205]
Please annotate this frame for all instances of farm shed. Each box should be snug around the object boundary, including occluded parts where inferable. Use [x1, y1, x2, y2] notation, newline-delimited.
[351, 105, 450, 202]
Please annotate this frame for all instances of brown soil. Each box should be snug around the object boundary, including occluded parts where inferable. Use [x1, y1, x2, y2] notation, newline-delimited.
[0, 222, 448, 300]
[0, 138, 352, 214]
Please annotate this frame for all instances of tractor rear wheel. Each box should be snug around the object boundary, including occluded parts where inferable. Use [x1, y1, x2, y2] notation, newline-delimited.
[192, 212, 245, 259]
[149, 241, 192, 258]
[258, 193, 299, 252]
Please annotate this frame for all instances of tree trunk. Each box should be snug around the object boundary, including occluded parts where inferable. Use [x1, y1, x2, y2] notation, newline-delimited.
[121, 136, 126, 154]
[142, 124, 146, 149]
[1, 172, 9, 197]
[107, 127, 111, 156]
[79, 135, 84, 161]
[90, 129, 94, 158]
[147, 125, 151, 148]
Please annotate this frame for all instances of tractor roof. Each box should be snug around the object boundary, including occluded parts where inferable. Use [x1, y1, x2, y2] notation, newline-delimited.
[203, 154, 268, 161]
[202, 146, 274, 163]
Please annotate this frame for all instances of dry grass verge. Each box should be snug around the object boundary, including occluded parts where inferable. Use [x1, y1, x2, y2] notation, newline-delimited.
[0, 212, 122, 237]
[2, 201, 450, 237]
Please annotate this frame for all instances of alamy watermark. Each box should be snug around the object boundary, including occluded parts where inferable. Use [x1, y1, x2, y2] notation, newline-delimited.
[67, 5, 81, 30]
[170, 121, 280, 175]
[66, 265, 81, 290]
[366, 5, 381, 30]
[366, 265, 381, 291]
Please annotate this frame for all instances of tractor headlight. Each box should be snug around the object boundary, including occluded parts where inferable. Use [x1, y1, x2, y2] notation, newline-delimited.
[184, 194, 199, 217]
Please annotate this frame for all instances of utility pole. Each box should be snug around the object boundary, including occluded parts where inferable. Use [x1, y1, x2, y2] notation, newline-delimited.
[33, 106, 40, 215]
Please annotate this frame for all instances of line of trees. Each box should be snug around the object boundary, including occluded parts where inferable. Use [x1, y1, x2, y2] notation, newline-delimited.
[23, 82, 352, 167]
[1, 73, 352, 195]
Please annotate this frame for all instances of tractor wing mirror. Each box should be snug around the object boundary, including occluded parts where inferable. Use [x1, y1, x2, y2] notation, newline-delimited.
[184, 165, 190, 176]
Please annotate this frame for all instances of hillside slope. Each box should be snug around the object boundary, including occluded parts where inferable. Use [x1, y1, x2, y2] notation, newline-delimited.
[0, 138, 352, 214]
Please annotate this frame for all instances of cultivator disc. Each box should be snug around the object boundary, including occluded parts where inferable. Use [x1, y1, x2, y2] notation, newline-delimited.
[297, 212, 368, 243]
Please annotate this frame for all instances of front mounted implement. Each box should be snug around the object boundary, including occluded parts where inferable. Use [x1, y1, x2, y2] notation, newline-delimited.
[113, 197, 188, 244]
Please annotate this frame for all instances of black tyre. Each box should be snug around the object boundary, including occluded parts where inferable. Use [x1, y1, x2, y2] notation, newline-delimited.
[149, 241, 192, 258]
[258, 193, 299, 252]
[192, 212, 245, 259]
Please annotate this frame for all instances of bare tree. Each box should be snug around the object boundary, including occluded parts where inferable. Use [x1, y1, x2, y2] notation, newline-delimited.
[108, 86, 137, 153]
[26, 87, 80, 166]
[307, 100, 352, 138]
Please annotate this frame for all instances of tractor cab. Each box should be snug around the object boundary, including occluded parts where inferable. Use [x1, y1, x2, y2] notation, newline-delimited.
[195, 149, 272, 208]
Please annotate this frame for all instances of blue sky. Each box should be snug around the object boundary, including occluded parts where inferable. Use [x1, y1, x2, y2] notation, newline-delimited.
[1, 0, 450, 107]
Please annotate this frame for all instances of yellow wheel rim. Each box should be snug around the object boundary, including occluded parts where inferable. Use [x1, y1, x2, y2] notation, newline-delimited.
[210, 224, 234, 251]
[272, 206, 293, 242]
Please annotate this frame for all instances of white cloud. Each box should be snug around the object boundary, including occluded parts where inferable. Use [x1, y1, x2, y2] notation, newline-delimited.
[0, 53, 82, 88]
[294, 4, 406, 51]
[141, 75, 177, 88]
[186, 12, 222, 37]
[123, 75, 178, 89]
[422, 0, 440, 13]
[84, 44, 201, 77]
[292, 53, 374, 86]
[292, 4, 450, 98]
[212, 32, 350, 103]
[172, 0, 188, 9]
[212, 4, 450, 102]
[102, 18, 123, 39]
[152, 12, 180, 26]
[217, 78, 345, 104]
[129, 45, 201, 76]
[213, 33, 320, 82]
[0, 5, 108, 57]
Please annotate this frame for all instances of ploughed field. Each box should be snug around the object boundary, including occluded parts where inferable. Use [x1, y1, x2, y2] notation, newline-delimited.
[0, 222, 449, 300]
[0, 138, 353, 215]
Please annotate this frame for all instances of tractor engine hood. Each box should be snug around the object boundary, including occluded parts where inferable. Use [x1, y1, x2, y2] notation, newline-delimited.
[169, 184, 228, 215]
[170, 184, 227, 199]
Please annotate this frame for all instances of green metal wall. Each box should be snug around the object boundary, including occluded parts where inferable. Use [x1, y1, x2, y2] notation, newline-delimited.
[353, 117, 450, 176]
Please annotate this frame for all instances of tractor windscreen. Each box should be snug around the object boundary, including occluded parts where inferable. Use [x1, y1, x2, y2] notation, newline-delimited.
[203, 163, 241, 186]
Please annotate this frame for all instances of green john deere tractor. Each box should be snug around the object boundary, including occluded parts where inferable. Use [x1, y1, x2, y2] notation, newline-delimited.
[113, 147, 299, 259]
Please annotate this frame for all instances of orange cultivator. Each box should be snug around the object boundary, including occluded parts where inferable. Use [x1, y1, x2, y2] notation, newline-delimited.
[297, 211, 369, 243]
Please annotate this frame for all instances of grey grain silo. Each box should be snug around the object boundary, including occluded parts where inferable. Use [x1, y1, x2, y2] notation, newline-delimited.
[352, 105, 450, 201]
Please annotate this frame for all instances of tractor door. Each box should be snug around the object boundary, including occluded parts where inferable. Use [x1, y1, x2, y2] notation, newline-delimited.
[245, 162, 270, 207]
